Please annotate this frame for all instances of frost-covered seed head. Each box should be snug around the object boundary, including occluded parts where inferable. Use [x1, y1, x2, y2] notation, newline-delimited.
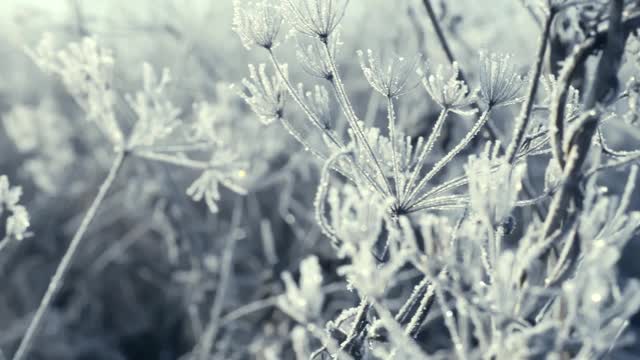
[420, 61, 477, 115]
[297, 84, 332, 129]
[282, 0, 349, 39]
[295, 31, 341, 80]
[126, 63, 181, 149]
[358, 49, 421, 98]
[235, 63, 287, 125]
[26, 34, 123, 145]
[233, 0, 283, 50]
[478, 52, 526, 108]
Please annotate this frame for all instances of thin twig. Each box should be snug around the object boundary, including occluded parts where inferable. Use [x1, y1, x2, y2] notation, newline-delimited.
[12, 151, 128, 360]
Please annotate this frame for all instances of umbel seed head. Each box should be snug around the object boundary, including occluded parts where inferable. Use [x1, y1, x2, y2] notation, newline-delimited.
[233, 0, 283, 50]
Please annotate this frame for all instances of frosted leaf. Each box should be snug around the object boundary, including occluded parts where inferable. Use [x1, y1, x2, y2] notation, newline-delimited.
[278, 255, 324, 322]
[26, 34, 123, 145]
[357, 49, 421, 98]
[466, 142, 526, 225]
[282, 0, 348, 39]
[235, 63, 287, 125]
[0, 175, 30, 243]
[419, 61, 477, 115]
[232, 0, 283, 50]
[478, 52, 527, 108]
[126, 63, 181, 149]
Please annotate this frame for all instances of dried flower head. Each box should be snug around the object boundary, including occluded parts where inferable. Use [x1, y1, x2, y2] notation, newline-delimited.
[282, 0, 349, 39]
[235, 63, 287, 125]
[232, 0, 283, 50]
[297, 84, 332, 129]
[478, 52, 527, 108]
[295, 31, 341, 80]
[357, 49, 421, 98]
[26, 34, 123, 145]
[420, 61, 477, 115]
[126, 63, 181, 149]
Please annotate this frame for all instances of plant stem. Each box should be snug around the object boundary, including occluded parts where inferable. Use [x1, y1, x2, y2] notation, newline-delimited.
[321, 41, 394, 198]
[12, 151, 127, 360]
[386, 97, 402, 201]
[506, 10, 555, 164]
[197, 199, 243, 360]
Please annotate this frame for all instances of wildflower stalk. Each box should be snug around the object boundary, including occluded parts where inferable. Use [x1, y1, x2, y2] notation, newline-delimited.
[321, 40, 394, 198]
[400, 108, 449, 208]
[267, 49, 385, 196]
[386, 97, 402, 201]
[403, 279, 435, 338]
[339, 298, 370, 355]
[266, 49, 343, 148]
[505, 10, 555, 164]
[197, 199, 243, 360]
[12, 150, 127, 360]
[405, 108, 492, 211]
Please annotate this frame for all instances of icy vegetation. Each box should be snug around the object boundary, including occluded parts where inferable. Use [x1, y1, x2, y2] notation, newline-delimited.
[2, 0, 640, 359]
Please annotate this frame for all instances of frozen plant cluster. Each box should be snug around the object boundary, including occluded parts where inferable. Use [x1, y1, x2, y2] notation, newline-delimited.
[2, 0, 640, 359]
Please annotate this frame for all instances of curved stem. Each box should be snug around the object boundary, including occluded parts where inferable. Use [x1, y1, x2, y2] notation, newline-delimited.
[506, 11, 555, 163]
[12, 151, 127, 360]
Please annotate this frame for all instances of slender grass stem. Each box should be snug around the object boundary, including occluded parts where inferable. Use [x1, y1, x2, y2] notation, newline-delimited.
[12, 151, 127, 360]
[506, 11, 555, 163]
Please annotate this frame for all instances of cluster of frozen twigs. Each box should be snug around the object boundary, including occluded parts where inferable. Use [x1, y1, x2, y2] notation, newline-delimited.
[3, 0, 640, 359]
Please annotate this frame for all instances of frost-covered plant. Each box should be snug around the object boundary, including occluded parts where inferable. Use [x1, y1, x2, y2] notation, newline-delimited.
[0, 175, 30, 251]
[6, 0, 640, 359]
[278, 255, 324, 322]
